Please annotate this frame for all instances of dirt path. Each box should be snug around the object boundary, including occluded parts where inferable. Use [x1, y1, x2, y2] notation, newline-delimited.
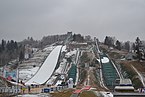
[81, 67, 107, 91]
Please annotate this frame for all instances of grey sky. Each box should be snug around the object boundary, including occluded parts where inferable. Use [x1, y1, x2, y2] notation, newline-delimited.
[0, 0, 145, 42]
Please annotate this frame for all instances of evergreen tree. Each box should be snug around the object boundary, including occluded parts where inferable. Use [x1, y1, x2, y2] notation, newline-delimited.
[135, 37, 142, 60]
[116, 40, 121, 50]
[104, 36, 109, 45]
[1, 39, 6, 51]
[104, 36, 115, 47]
[19, 50, 24, 61]
[6, 41, 10, 51]
[132, 43, 136, 52]
[0, 45, 2, 53]
[124, 41, 130, 52]
[14, 41, 18, 49]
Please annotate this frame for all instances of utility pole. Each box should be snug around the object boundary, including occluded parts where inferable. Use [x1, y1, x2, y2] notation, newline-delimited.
[16, 67, 19, 97]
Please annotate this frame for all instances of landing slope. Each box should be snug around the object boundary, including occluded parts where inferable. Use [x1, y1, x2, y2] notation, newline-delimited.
[26, 45, 62, 85]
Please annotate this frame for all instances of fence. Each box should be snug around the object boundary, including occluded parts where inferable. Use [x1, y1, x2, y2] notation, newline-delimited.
[41, 85, 68, 93]
[1, 85, 68, 95]
[0, 86, 21, 95]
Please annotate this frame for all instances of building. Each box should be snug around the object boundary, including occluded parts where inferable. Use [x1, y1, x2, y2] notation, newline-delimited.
[67, 42, 88, 50]
[114, 79, 134, 92]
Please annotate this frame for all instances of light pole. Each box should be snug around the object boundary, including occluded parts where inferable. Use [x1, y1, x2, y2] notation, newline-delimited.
[16, 67, 19, 97]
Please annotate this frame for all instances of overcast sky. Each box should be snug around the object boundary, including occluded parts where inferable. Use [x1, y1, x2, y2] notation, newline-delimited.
[0, 0, 145, 42]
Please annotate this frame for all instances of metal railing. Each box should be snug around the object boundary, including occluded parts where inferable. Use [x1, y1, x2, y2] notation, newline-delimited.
[0, 86, 21, 96]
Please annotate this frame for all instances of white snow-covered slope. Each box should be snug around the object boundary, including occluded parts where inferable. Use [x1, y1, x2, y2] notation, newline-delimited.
[25, 45, 62, 85]
[97, 57, 109, 64]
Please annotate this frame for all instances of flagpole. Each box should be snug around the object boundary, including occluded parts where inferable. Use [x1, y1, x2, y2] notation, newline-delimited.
[16, 67, 19, 96]
[3, 65, 6, 78]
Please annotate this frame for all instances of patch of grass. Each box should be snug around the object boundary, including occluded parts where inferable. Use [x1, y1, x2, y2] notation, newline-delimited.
[120, 62, 136, 78]
[132, 77, 143, 89]
[120, 62, 143, 89]
[93, 69, 100, 85]
[100, 47, 108, 53]
[79, 69, 87, 84]
[50, 89, 73, 97]
[109, 52, 122, 59]
[80, 91, 98, 97]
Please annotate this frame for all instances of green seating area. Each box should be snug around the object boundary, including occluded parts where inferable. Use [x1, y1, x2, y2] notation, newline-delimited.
[101, 54, 119, 87]
[68, 64, 77, 83]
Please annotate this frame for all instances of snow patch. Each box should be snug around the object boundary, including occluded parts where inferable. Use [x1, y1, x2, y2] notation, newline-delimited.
[97, 57, 109, 63]
[25, 45, 62, 85]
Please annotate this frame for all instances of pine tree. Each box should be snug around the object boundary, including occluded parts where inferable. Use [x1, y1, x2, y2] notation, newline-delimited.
[1, 39, 6, 51]
[135, 37, 142, 60]
[116, 40, 121, 50]
[19, 50, 24, 61]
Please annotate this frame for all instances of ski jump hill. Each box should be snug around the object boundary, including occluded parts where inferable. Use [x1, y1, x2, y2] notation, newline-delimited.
[25, 45, 62, 85]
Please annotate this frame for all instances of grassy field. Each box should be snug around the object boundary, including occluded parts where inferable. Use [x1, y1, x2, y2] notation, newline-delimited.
[50, 89, 73, 97]
[120, 61, 144, 89]
[79, 91, 98, 97]
[50, 89, 99, 97]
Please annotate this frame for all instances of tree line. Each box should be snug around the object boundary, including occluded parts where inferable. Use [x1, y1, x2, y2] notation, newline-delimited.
[104, 36, 145, 60]
[0, 39, 25, 67]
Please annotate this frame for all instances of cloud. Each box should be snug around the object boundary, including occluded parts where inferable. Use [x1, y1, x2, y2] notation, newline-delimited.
[0, 0, 145, 42]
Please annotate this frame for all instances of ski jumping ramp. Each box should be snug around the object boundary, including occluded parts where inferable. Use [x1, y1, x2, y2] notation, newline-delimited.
[25, 45, 62, 85]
